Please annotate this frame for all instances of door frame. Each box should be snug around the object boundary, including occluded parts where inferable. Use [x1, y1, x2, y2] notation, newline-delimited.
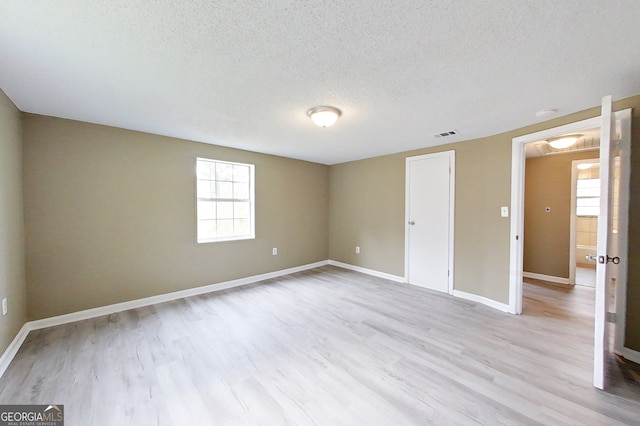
[404, 150, 456, 294]
[570, 157, 601, 286]
[508, 108, 631, 351]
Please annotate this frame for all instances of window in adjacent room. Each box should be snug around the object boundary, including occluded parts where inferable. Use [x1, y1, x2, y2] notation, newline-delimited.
[576, 177, 600, 217]
[196, 158, 255, 243]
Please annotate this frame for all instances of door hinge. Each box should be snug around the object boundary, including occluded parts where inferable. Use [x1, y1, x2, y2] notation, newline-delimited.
[607, 312, 617, 324]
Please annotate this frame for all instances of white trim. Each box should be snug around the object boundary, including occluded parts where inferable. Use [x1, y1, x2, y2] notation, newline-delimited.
[619, 347, 640, 365]
[330, 260, 513, 315]
[29, 260, 328, 331]
[593, 96, 614, 390]
[0, 324, 30, 379]
[509, 106, 632, 390]
[613, 110, 632, 358]
[452, 290, 511, 313]
[0, 260, 329, 379]
[569, 158, 601, 286]
[522, 272, 572, 286]
[328, 260, 405, 282]
[195, 157, 256, 244]
[404, 150, 455, 294]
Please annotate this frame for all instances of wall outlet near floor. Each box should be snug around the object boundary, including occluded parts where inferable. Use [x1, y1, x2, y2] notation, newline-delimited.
[355, 246, 360, 254]
[2, 298, 7, 316]
[272, 247, 278, 255]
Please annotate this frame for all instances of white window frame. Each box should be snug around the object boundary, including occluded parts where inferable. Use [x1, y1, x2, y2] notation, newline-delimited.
[576, 177, 601, 217]
[195, 157, 255, 243]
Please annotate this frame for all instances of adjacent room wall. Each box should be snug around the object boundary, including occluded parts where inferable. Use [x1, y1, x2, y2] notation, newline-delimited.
[22, 115, 329, 319]
[0, 90, 27, 354]
[524, 151, 599, 279]
[329, 95, 640, 352]
[626, 99, 640, 351]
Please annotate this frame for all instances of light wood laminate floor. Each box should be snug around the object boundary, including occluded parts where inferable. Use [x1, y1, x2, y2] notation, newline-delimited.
[0, 266, 638, 425]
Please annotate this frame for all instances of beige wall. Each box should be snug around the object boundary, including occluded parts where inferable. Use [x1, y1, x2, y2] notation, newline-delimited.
[12, 94, 640, 353]
[0, 90, 27, 355]
[524, 151, 598, 278]
[329, 137, 513, 303]
[626, 99, 640, 351]
[329, 155, 406, 276]
[329, 95, 640, 351]
[22, 115, 329, 319]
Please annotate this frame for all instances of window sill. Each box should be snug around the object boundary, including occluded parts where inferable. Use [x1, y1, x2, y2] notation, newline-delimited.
[197, 235, 255, 244]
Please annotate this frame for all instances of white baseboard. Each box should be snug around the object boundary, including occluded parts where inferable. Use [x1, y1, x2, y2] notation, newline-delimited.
[328, 261, 511, 314]
[452, 290, 511, 313]
[0, 260, 328, 379]
[328, 260, 405, 283]
[523, 271, 572, 286]
[0, 323, 30, 379]
[619, 346, 640, 365]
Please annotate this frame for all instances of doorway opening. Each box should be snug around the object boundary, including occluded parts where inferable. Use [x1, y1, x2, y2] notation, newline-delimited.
[571, 157, 604, 288]
[509, 105, 632, 389]
[521, 130, 600, 289]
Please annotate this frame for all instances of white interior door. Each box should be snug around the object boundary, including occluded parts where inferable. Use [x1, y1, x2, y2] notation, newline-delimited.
[509, 101, 631, 387]
[405, 151, 454, 293]
[593, 95, 629, 389]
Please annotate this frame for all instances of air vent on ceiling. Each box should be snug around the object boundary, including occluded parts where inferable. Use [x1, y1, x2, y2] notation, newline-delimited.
[434, 130, 458, 138]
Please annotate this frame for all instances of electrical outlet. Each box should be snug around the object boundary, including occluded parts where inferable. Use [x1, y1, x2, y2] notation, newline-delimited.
[500, 206, 509, 217]
[272, 247, 278, 255]
[2, 298, 7, 316]
[356, 246, 360, 254]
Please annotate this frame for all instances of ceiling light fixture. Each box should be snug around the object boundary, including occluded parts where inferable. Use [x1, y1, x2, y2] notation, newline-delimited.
[307, 106, 341, 127]
[536, 109, 557, 118]
[547, 134, 582, 149]
[577, 163, 597, 170]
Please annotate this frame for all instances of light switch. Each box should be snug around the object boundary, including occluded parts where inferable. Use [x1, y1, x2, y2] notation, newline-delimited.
[500, 206, 509, 217]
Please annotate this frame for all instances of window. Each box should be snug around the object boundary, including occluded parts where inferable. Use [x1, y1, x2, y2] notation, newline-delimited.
[196, 158, 255, 243]
[576, 178, 600, 216]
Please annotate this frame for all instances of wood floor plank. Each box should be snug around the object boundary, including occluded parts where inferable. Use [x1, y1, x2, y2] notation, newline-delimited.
[0, 265, 639, 425]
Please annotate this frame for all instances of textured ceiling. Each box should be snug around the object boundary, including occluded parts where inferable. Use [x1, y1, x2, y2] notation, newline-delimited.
[1, 1, 640, 165]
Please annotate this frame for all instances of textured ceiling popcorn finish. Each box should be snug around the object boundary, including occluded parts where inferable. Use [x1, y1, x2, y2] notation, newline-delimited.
[1, 1, 640, 164]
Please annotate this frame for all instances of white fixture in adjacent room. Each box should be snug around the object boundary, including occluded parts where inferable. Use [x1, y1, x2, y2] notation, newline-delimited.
[577, 162, 597, 170]
[547, 134, 581, 149]
[307, 106, 341, 127]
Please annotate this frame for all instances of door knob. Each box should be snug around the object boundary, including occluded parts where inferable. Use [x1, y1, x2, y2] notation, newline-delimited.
[408, 221, 415, 225]
[598, 255, 620, 265]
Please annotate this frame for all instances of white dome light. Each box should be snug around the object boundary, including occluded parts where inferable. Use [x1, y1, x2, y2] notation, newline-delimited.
[547, 134, 581, 149]
[577, 163, 597, 170]
[307, 106, 341, 127]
